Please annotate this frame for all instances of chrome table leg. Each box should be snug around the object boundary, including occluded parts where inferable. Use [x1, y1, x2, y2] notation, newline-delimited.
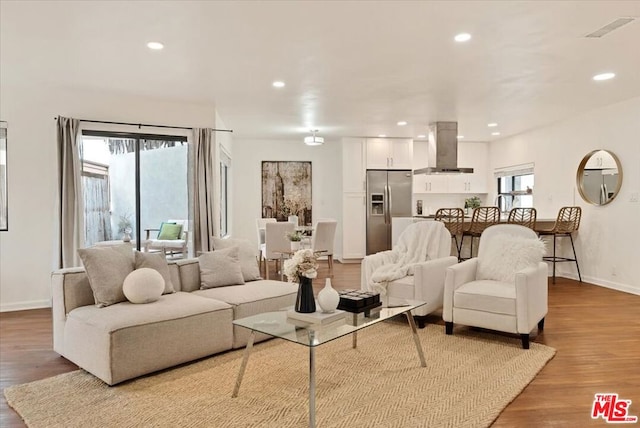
[232, 330, 256, 397]
[309, 330, 316, 428]
[405, 312, 427, 367]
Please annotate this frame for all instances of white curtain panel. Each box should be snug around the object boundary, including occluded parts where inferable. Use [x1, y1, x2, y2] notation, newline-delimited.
[57, 116, 84, 267]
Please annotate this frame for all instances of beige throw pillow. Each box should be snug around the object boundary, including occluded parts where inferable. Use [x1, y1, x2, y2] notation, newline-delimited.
[199, 246, 245, 289]
[78, 244, 135, 308]
[211, 236, 262, 281]
[134, 251, 175, 294]
[477, 234, 546, 283]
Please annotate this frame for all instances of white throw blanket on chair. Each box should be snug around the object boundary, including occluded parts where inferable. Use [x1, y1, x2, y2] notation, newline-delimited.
[362, 221, 448, 295]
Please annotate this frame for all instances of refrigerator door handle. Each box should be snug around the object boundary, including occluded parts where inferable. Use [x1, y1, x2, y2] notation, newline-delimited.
[383, 184, 389, 224]
[387, 184, 393, 224]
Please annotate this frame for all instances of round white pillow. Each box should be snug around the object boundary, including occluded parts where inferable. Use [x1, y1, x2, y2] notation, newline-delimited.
[122, 268, 164, 304]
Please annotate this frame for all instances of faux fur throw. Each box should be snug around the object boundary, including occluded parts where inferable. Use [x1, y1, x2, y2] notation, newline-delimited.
[362, 221, 448, 294]
[476, 234, 546, 283]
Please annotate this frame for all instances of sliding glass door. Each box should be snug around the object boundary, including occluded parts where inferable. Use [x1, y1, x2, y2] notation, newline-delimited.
[81, 132, 188, 256]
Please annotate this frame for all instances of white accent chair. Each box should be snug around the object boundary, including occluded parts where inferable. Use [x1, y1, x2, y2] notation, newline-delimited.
[361, 221, 458, 328]
[443, 224, 548, 349]
[144, 219, 189, 258]
[310, 220, 337, 277]
[260, 222, 295, 279]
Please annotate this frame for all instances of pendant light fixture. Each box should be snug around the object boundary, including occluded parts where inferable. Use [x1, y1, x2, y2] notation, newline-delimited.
[304, 129, 324, 146]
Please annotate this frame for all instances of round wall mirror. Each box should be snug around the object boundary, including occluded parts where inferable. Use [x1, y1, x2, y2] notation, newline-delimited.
[576, 150, 623, 206]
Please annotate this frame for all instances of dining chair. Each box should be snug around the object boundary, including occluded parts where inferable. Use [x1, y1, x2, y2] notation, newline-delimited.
[536, 206, 582, 284]
[256, 218, 277, 271]
[310, 220, 338, 277]
[507, 207, 537, 230]
[261, 222, 295, 279]
[460, 206, 500, 260]
[434, 208, 465, 261]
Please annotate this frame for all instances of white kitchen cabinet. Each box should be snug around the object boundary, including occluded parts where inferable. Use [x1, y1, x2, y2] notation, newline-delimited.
[585, 150, 618, 170]
[341, 192, 366, 259]
[448, 142, 488, 194]
[366, 138, 413, 169]
[342, 138, 366, 193]
[414, 173, 449, 193]
[341, 138, 367, 260]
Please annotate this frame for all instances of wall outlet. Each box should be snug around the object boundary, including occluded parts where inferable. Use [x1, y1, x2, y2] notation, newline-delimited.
[630, 192, 639, 203]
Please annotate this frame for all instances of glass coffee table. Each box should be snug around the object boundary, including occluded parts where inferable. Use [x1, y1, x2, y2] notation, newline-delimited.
[231, 298, 427, 428]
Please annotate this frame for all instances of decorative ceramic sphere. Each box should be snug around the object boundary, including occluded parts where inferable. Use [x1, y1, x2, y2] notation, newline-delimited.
[123, 268, 164, 304]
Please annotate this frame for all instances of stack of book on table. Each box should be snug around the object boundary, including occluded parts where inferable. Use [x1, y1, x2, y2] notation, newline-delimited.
[286, 308, 347, 330]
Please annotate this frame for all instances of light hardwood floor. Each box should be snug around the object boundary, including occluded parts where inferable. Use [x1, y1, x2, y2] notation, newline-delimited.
[1, 261, 639, 427]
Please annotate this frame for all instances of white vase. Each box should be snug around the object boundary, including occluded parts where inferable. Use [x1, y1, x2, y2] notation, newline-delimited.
[290, 241, 301, 251]
[317, 278, 340, 313]
[288, 215, 299, 226]
[122, 231, 131, 243]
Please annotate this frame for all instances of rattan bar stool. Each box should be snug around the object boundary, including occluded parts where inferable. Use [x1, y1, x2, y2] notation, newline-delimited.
[434, 208, 465, 261]
[536, 206, 582, 284]
[507, 207, 537, 230]
[460, 206, 500, 260]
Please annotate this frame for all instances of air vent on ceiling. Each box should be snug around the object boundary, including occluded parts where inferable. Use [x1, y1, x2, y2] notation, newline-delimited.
[584, 17, 636, 38]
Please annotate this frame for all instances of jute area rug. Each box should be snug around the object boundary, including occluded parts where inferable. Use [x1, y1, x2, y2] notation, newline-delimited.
[4, 321, 555, 428]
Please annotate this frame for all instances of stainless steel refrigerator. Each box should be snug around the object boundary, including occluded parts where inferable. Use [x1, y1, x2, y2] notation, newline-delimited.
[366, 170, 413, 255]
[581, 169, 619, 204]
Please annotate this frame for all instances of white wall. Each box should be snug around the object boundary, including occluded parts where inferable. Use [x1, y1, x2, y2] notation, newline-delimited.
[0, 81, 216, 311]
[231, 139, 342, 257]
[488, 96, 640, 295]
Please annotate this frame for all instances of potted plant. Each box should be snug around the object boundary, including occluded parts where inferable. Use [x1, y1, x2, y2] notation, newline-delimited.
[464, 196, 481, 215]
[117, 213, 133, 242]
[286, 230, 303, 251]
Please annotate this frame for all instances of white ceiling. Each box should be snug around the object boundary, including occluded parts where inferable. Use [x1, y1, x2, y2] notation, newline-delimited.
[1, 1, 639, 141]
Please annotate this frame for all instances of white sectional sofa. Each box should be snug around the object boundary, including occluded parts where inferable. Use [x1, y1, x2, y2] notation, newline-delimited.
[52, 258, 297, 385]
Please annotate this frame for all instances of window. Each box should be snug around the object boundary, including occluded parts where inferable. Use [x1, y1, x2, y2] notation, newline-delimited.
[495, 163, 534, 212]
[219, 149, 231, 237]
[81, 131, 188, 253]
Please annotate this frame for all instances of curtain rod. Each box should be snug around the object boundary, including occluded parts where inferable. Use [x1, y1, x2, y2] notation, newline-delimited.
[53, 116, 232, 132]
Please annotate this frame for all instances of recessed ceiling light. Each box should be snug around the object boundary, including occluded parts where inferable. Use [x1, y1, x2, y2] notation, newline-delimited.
[272, 81, 285, 88]
[454, 33, 472, 42]
[378, 134, 387, 138]
[592, 72, 615, 81]
[487, 123, 498, 127]
[457, 135, 464, 139]
[491, 132, 501, 136]
[397, 121, 408, 126]
[417, 134, 426, 139]
[146, 42, 164, 50]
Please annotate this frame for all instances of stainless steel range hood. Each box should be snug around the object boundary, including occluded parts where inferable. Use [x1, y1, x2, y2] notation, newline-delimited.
[413, 122, 474, 174]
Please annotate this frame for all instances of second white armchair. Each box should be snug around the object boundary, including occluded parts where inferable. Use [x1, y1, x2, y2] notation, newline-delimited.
[443, 224, 548, 349]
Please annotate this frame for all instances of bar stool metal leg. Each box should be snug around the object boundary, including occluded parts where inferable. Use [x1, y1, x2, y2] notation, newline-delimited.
[569, 234, 582, 282]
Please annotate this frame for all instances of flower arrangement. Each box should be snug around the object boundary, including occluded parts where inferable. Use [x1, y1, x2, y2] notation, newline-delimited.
[281, 189, 311, 217]
[286, 230, 303, 242]
[283, 249, 318, 282]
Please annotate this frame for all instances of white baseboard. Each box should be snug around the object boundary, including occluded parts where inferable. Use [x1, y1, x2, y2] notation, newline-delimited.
[557, 272, 639, 296]
[337, 258, 363, 264]
[0, 299, 51, 313]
